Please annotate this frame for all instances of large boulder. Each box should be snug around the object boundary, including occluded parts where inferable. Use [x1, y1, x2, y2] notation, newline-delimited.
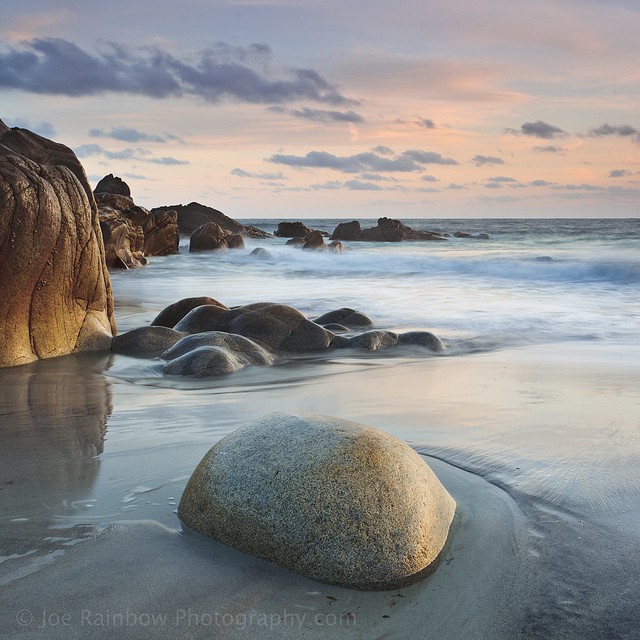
[0, 119, 115, 367]
[179, 413, 456, 590]
[189, 223, 245, 253]
[331, 220, 361, 241]
[98, 206, 146, 269]
[275, 221, 312, 238]
[143, 208, 179, 257]
[151, 297, 228, 328]
[152, 202, 245, 236]
[330, 218, 447, 242]
[302, 230, 326, 250]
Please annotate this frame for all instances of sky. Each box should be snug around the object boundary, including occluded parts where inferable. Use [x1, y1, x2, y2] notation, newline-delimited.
[1, 0, 639, 219]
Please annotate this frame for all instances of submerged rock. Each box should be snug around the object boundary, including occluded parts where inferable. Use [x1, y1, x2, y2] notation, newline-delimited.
[398, 331, 446, 352]
[349, 330, 399, 351]
[178, 413, 456, 590]
[0, 119, 115, 367]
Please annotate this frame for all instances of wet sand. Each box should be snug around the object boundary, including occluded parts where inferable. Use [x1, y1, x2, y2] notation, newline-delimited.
[1, 341, 639, 638]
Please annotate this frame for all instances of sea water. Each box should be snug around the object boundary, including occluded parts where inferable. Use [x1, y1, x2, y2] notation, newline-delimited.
[1, 218, 639, 639]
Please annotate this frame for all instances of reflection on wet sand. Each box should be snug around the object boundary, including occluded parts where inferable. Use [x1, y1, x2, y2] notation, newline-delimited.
[0, 354, 112, 577]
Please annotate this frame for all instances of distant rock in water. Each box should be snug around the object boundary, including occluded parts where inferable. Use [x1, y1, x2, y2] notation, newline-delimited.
[178, 413, 456, 589]
[189, 222, 245, 252]
[0, 118, 115, 367]
[152, 201, 268, 239]
[275, 221, 313, 238]
[331, 217, 447, 242]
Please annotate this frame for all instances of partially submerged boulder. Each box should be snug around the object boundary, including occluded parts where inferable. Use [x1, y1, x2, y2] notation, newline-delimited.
[189, 223, 245, 252]
[151, 297, 228, 328]
[179, 413, 456, 590]
[314, 308, 373, 328]
[275, 221, 312, 238]
[111, 326, 185, 358]
[331, 218, 447, 242]
[0, 119, 115, 367]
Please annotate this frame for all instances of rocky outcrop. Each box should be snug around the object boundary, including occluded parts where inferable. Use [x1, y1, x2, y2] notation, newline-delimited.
[94, 173, 130, 196]
[0, 119, 115, 367]
[275, 221, 312, 238]
[189, 222, 245, 252]
[152, 202, 240, 235]
[302, 230, 326, 250]
[94, 183, 179, 267]
[331, 218, 447, 242]
[178, 413, 456, 590]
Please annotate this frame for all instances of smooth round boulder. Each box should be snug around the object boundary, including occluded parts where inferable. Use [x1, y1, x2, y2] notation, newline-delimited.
[151, 297, 228, 328]
[313, 308, 373, 328]
[398, 331, 445, 352]
[110, 326, 185, 357]
[349, 330, 399, 351]
[162, 345, 246, 376]
[173, 304, 229, 334]
[178, 413, 456, 590]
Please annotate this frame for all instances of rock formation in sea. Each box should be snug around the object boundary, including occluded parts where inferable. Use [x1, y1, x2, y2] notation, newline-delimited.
[112, 298, 445, 376]
[94, 175, 179, 268]
[189, 222, 245, 252]
[178, 413, 456, 589]
[331, 217, 447, 242]
[0, 119, 115, 367]
[152, 201, 270, 238]
[274, 221, 313, 237]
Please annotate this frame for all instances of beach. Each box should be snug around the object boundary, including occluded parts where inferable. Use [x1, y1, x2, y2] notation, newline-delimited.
[1, 218, 639, 638]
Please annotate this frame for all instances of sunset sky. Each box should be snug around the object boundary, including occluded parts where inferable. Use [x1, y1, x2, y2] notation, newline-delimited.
[2, 0, 639, 218]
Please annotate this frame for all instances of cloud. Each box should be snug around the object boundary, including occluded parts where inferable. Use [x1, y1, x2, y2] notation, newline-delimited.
[90, 127, 169, 143]
[267, 106, 364, 123]
[343, 180, 383, 191]
[530, 179, 555, 187]
[422, 175, 438, 182]
[506, 120, 568, 139]
[4, 117, 56, 137]
[486, 176, 516, 182]
[609, 169, 630, 178]
[447, 183, 465, 190]
[533, 145, 565, 154]
[75, 143, 188, 165]
[589, 124, 639, 142]
[268, 148, 457, 173]
[0, 37, 355, 106]
[231, 168, 287, 180]
[472, 155, 505, 167]
[416, 118, 436, 129]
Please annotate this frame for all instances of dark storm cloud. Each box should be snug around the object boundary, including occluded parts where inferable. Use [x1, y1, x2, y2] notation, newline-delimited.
[267, 106, 364, 123]
[505, 121, 568, 139]
[90, 127, 169, 143]
[75, 143, 188, 165]
[472, 155, 505, 167]
[268, 148, 457, 173]
[0, 38, 355, 106]
[589, 124, 639, 142]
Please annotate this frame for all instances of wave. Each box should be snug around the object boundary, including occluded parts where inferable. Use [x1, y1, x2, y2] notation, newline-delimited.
[233, 243, 640, 286]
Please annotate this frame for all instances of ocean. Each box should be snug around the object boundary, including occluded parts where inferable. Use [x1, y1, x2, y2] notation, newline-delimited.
[1, 217, 639, 639]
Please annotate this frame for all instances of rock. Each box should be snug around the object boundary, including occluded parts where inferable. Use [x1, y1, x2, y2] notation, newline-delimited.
[243, 225, 272, 239]
[142, 208, 179, 257]
[189, 222, 228, 252]
[219, 303, 332, 352]
[163, 345, 247, 376]
[0, 119, 115, 367]
[152, 202, 245, 236]
[178, 413, 456, 590]
[477, 233, 490, 240]
[398, 331, 445, 352]
[286, 237, 304, 246]
[99, 209, 146, 269]
[173, 304, 230, 334]
[225, 233, 245, 249]
[302, 230, 326, 250]
[275, 221, 312, 238]
[323, 323, 349, 333]
[349, 330, 399, 351]
[313, 308, 373, 328]
[111, 326, 185, 358]
[330, 218, 447, 242]
[161, 332, 275, 377]
[330, 220, 361, 241]
[453, 231, 472, 238]
[94, 173, 131, 196]
[151, 297, 228, 328]
[249, 247, 274, 260]
[328, 240, 345, 253]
